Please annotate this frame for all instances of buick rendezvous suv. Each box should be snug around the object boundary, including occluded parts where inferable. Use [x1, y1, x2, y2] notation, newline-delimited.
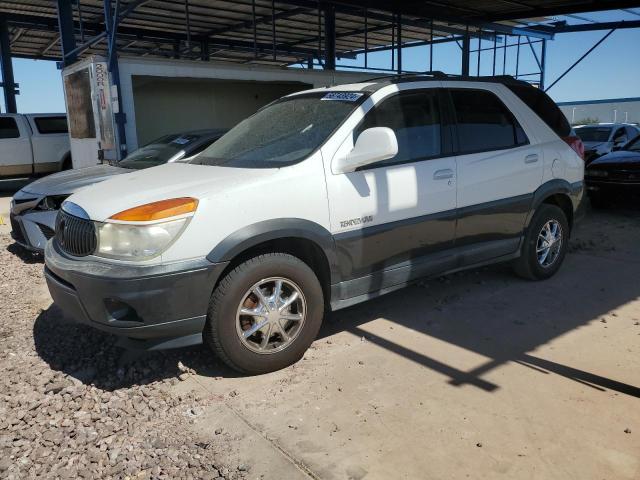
[45, 74, 584, 374]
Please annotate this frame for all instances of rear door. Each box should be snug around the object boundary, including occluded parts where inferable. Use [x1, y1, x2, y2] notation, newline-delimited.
[325, 86, 457, 295]
[0, 115, 33, 176]
[446, 85, 543, 260]
[28, 115, 70, 173]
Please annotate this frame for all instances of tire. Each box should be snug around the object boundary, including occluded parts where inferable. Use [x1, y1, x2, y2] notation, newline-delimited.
[513, 204, 569, 281]
[204, 253, 324, 374]
[589, 192, 609, 209]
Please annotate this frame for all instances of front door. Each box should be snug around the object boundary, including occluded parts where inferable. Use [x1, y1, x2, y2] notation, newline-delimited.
[324, 88, 457, 298]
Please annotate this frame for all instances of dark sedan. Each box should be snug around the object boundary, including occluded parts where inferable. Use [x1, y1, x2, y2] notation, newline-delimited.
[585, 134, 640, 208]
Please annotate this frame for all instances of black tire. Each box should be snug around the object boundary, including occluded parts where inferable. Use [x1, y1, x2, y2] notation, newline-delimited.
[513, 204, 569, 280]
[204, 253, 324, 374]
[589, 192, 609, 209]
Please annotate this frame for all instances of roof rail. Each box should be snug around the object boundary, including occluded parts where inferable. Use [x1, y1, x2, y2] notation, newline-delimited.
[364, 71, 534, 87]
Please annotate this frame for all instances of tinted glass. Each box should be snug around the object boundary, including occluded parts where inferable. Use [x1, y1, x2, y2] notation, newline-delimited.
[625, 135, 640, 152]
[506, 84, 571, 137]
[34, 116, 68, 134]
[613, 128, 627, 141]
[575, 126, 612, 143]
[0, 117, 20, 139]
[118, 133, 205, 170]
[451, 89, 528, 153]
[355, 90, 441, 167]
[196, 92, 366, 168]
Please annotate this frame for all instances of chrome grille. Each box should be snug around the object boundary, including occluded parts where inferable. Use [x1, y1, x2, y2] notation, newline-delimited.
[55, 210, 96, 257]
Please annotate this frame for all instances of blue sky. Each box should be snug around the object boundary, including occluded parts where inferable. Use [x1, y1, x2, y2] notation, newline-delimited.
[3, 9, 639, 113]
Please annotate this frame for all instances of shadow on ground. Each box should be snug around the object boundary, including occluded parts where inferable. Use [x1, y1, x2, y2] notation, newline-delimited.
[30, 207, 640, 397]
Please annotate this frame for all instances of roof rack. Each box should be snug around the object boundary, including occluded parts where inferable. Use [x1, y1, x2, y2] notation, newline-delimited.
[365, 71, 530, 87]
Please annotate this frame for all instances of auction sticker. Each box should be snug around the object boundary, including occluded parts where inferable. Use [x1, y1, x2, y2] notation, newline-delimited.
[321, 92, 364, 102]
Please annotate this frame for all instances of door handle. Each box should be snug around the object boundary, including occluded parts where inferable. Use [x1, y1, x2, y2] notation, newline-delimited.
[433, 169, 454, 180]
[524, 154, 539, 164]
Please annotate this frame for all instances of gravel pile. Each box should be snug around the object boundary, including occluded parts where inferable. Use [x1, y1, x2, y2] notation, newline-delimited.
[0, 236, 239, 479]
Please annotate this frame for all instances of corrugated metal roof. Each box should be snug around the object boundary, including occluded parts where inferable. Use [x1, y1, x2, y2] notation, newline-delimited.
[0, 1, 632, 66]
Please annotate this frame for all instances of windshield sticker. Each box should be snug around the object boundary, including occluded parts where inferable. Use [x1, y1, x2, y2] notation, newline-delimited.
[321, 92, 363, 102]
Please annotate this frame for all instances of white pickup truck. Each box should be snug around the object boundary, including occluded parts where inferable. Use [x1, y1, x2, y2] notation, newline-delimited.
[0, 113, 71, 178]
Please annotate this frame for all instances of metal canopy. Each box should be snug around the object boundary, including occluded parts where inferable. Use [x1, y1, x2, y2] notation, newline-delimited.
[2, 0, 635, 66]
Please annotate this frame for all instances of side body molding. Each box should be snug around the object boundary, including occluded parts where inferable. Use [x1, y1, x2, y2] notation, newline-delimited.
[206, 218, 340, 283]
[524, 179, 584, 228]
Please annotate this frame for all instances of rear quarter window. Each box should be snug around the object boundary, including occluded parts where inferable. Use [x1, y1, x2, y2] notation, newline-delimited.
[506, 85, 571, 137]
[0, 117, 20, 139]
[34, 116, 69, 134]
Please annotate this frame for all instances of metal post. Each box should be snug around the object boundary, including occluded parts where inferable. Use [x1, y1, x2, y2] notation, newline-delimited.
[271, 0, 276, 62]
[461, 27, 470, 76]
[429, 19, 433, 71]
[502, 35, 507, 75]
[476, 29, 481, 76]
[200, 38, 209, 61]
[515, 35, 521, 79]
[252, 0, 257, 58]
[56, 0, 78, 65]
[397, 13, 402, 74]
[492, 33, 497, 75]
[323, 3, 336, 70]
[364, 8, 368, 70]
[539, 39, 547, 89]
[103, 0, 127, 158]
[0, 17, 17, 113]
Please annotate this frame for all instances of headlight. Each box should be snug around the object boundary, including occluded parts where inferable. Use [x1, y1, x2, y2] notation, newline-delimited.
[586, 170, 608, 178]
[96, 218, 188, 260]
[94, 197, 198, 260]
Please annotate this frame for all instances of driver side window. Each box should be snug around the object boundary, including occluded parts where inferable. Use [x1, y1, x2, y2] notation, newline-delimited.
[354, 90, 442, 169]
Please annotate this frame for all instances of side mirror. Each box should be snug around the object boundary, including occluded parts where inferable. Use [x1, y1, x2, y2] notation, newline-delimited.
[334, 127, 398, 174]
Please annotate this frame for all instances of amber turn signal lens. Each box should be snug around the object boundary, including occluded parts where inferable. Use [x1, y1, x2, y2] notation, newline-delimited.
[110, 197, 198, 221]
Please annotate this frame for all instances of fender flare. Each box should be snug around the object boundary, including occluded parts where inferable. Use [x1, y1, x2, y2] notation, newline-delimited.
[206, 218, 340, 282]
[524, 179, 584, 228]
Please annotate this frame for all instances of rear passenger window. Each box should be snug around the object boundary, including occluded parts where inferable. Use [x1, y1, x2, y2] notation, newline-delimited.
[0, 117, 20, 139]
[450, 89, 528, 154]
[34, 116, 69, 134]
[355, 90, 442, 168]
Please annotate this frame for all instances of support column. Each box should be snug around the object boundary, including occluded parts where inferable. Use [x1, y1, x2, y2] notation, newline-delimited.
[323, 4, 336, 70]
[539, 39, 547, 90]
[461, 30, 471, 76]
[0, 16, 17, 113]
[56, 0, 77, 65]
[396, 13, 402, 74]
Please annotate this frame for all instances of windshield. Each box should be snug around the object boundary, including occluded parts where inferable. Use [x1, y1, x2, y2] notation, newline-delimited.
[575, 126, 612, 143]
[625, 134, 640, 152]
[118, 133, 204, 169]
[194, 92, 367, 168]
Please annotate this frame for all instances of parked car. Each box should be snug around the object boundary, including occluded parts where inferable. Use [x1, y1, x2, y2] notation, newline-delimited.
[585, 133, 640, 208]
[44, 75, 583, 374]
[10, 129, 225, 252]
[574, 123, 640, 164]
[0, 113, 71, 178]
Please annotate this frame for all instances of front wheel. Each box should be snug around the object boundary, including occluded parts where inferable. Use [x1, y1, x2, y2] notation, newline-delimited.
[204, 253, 324, 374]
[513, 204, 569, 280]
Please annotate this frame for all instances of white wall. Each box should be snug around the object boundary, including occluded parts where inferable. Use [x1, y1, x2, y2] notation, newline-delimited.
[117, 57, 371, 152]
[559, 100, 640, 125]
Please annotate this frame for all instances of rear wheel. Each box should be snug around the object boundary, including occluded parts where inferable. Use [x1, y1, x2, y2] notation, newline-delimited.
[204, 253, 324, 374]
[513, 204, 569, 280]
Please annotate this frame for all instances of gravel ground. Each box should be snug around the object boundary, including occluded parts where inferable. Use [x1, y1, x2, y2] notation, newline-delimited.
[0, 235, 241, 480]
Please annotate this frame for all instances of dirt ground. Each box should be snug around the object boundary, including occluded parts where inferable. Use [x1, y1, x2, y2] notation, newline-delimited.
[1, 185, 639, 479]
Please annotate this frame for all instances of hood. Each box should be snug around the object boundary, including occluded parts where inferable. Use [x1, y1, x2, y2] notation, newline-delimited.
[21, 165, 128, 196]
[588, 150, 640, 167]
[66, 162, 279, 222]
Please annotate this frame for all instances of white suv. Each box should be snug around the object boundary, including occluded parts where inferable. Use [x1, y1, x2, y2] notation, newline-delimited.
[44, 75, 584, 374]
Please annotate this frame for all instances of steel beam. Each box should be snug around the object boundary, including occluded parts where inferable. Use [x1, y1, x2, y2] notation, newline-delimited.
[324, 3, 336, 70]
[0, 16, 18, 113]
[461, 30, 470, 76]
[56, 0, 77, 64]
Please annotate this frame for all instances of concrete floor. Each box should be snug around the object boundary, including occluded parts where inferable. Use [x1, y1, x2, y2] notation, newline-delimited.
[173, 207, 640, 480]
[2, 183, 639, 479]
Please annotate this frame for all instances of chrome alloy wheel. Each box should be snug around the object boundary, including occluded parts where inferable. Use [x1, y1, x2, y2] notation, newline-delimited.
[235, 277, 307, 354]
[536, 219, 563, 268]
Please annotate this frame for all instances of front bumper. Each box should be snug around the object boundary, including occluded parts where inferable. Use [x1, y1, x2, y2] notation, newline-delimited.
[44, 240, 228, 349]
[585, 178, 640, 194]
